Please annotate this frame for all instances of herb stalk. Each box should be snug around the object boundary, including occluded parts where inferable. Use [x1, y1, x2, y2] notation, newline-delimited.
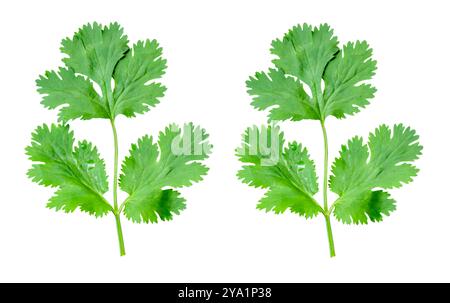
[111, 119, 126, 256]
[321, 120, 335, 257]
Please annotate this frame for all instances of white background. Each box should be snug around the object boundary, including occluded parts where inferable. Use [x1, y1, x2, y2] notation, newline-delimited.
[0, 0, 449, 282]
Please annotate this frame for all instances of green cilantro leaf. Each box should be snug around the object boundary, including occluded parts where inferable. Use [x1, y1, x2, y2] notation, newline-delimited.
[36, 22, 167, 121]
[330, 124, 423, 224]
[323, 41, 377, 118]
[119, 123, 212, 223]
[271, 24, 338, 88]
[61, 22, 129, 89]
[26, 124, 112, 217]
[247, 23, 377, 121]
[236, 125, 322, 218]
[113, 39, 167, 117]
[246, 68, 319, 121]
[36, 68, 109, 121]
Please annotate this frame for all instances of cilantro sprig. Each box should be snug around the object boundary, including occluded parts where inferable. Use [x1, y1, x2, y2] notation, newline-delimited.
[27, 23, 211, 256]
[238, 24, 422, 257]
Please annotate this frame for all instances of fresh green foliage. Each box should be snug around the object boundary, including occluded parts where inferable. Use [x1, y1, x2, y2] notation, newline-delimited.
[247, 24, 376, 121]
[37, 23, 166, 121]
[27, 22, 211, 256]
[330, 124, 422, 224]
[120, 124, 211, 223]
[26, 124, 111, 217]
[238, 23, 422, 257]
[237, 125, 322, 218]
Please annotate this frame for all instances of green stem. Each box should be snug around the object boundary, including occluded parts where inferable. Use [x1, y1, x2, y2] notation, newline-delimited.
[325, 215, 335, 257]
[115, 213, 126, 256]
[111, 119, 126, 256]
[321, 120, 335, 258]
[321, 121, 329, 211]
